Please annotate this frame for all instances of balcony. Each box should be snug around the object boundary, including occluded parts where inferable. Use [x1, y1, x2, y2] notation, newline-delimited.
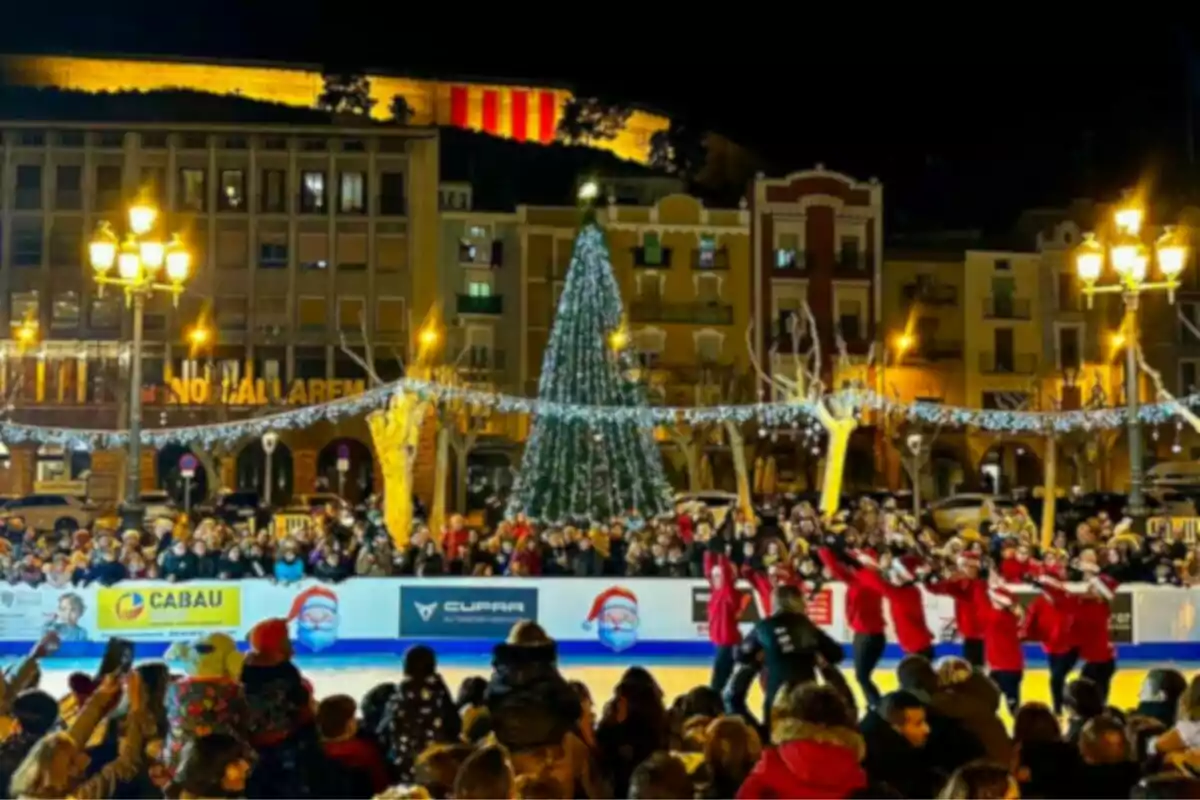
[906, 340, 964, 361]
[632, 247, 673, 268]
[982, 296, 1032, 320]
[692, 248, 730, 270]
[456, 294, 503, 315]
[902, 283, 958, 306]
[834, 251, 869, 272]
[979, 352, 1038, 374]
[774, 249, 809, 271]
[629, 301, 733, 325]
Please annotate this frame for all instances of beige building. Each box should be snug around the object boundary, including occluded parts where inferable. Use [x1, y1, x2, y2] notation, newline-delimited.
[0, 120, 440, 505]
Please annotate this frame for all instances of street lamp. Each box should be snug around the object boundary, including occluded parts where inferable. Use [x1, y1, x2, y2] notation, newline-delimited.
[1075, 202, 1189, 525]
[261, 431, 279, 508]
[89, 203, 191, 529]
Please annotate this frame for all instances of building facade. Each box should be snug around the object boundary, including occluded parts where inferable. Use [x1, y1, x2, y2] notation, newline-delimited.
[0, 121, 440, 505]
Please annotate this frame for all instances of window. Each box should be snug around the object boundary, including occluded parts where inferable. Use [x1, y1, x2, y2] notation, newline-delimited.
[467, 281, 492, 297]
[695, 331, 722, 363]
[377, 235, 406, 271]
[140, 167, 166, 207]
[58, 130, 84, 148]
[298, 232, 328, 270]
[1058, 326, 1081, 370]
[380, 172, 406, 215]
[298, 297, 326, 332]
[1182, 361, 1200, 394]
[255, 296, 288, 330]
[15, 165, 41, 209]
[216, 228, 247, 270]
[216, 297, 248, 331]
[219, 170, 245, 211]
[301, 172, 326, 213]
[95, 165, 122, 210]
[459, 239, 480, 264]
[180, 134, 207, 150]
[223, 136, 248, 150]
[1182, 303, 1200, 344]
[97, 131, 124, 149]
[294, 346, 325, 379]
[261, 169, 286, 212]
[336, 232, 367, 271]
[697, 234, 717, 268]
[13, 221, 42, 266]
[178, 169, 206, 212]
[638, 232, 664, 266]
[377, 298, 405, 335]
[837, 298, 862, 340]
[342, 139, 366, 153]
[51, 291, 80, 330]
[55, 165, 82, 210]
[776, 232, 800, 269]
[1058, 271, 1078, 311]
[89, 296, 120, 329]
[16, 131, 44, 147]
[338, 297, 364, 331]
[839, 236, 862, 269]
[339, 172, 365, 213]
[301, 138, 327, 152]
[141, 132, 168, 149]
[262, 136, 287, 151]
[258, 233, 288, 268]
[49, 223, 81, 266]
[995, 258, 1012, 271]
[10, 292, 38, 325]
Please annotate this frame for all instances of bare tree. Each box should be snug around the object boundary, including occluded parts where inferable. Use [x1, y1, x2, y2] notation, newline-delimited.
[1146, 310, 1200, 433]
[745, 303, 865, 517]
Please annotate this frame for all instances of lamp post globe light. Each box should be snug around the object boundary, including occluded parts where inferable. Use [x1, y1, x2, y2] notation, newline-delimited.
[1075, 201, 1188, 528]
[89, 203, 191, 530]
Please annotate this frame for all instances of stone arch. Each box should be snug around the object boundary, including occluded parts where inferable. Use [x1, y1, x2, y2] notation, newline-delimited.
[156, 443, 209, 506]
[236, 439, 295, 506]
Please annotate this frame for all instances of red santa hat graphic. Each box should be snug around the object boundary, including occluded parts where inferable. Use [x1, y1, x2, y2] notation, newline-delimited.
[288, 585, 338, 621]
[583, 586, 638, 627]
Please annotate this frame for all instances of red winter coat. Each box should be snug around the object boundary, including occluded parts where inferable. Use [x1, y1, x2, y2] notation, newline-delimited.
[978, 600, 1024, 672]
[1020, 593, 1075, 655]
[441, 528, 470, 562]
[998, 556, 1033, 583]
[926, 577, 986, 640]
[818, 547, 885, 636]
[736, 722, 867, 799]
[704, 552, 742, 647]
[855, 568, 933, 655]
[1070, 595, 1115, 664]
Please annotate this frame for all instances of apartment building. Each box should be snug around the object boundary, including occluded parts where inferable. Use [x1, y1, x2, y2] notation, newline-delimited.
[0, 121, 439, 503]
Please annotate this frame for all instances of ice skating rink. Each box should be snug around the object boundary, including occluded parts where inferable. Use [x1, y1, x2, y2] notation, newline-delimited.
[15, 654, 1187, 718]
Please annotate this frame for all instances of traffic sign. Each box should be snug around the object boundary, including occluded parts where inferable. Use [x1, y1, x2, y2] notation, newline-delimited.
[179, 454, 198, 479]
[336, 444, 350, 473]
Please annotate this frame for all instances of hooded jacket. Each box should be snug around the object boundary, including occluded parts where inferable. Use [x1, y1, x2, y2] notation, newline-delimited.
[704, 550, 742, 647]
[485, 641, 581, 752]
[737, 720, 867, 799]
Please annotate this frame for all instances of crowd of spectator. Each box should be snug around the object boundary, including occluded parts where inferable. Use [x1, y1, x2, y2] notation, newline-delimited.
[0, 491, 1194, 588]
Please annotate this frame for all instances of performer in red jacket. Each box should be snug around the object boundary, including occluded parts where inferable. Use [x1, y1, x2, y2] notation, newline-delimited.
[704, 541, 743, 693]
[1022, 573, 1078, 714]
[979, 582, 1024, 714]
[925, 551, 987, 668]
[1075, 573, 1119, 705]
[854, 554, 935, 660]
[818, 545, 886, 708]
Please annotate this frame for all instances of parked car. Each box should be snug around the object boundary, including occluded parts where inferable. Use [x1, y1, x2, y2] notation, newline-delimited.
[929, 493, 1016, 534]
[0, 494, 96, 532]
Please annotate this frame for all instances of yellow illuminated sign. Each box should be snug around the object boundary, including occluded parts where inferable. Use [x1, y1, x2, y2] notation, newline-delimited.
[166, 378, 366, 406]
[96, 587, 241, 631]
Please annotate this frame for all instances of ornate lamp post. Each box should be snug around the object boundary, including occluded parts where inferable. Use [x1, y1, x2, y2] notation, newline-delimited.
[89, 204, 191, 529]
[1076, 203, 1188, 525]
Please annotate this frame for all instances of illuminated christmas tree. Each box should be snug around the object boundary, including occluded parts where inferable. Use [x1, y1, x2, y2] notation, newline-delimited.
[508, 223, 673, 525]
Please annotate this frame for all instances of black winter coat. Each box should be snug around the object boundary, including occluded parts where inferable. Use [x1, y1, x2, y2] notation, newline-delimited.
[485, 642, 580, 752]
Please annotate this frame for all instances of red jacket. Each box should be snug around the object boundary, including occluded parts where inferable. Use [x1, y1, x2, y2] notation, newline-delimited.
[978, 600, 1024, 672]
[704, 552, 742, 647]
[322, 737, 391, 795]
[818, 547, 885, 636]
[1020, 593, 1076, 655]
[441, 528, 470, 562]
[1070, 594, 1115, 664]
[926, 577, 987, 640]
[855, 568, 933, 654]
[737, 733, 867, 799]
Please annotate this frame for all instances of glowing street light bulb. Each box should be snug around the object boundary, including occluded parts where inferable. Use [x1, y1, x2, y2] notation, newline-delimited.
[188, 326, 209, 346]
[578, 180, 599, 201]
[1157, 227, 1188, 280]
[118, 248, 141, 281]
[419, 326, 439, 347]
[128, 204, 157, 235]
[1075, 234, 1104, 284]
[140, 240, 165, 272]
[1115, 206, 1143, 236]
[165, 243, 190, 283]
[895, 333, 914, 353]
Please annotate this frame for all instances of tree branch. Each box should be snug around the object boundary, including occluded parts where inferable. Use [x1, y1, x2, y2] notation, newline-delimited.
[1137, 341, 1200, 433]
[339, 329, 383, 387]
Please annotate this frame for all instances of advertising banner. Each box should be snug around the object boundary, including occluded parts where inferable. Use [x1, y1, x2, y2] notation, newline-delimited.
[689, 586, 835, 629]
[399, 586, 537, 639]
[95, 586, 241, 636]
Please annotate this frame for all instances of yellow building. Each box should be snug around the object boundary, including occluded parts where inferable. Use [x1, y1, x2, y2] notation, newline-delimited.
[0, 53, 668, 164]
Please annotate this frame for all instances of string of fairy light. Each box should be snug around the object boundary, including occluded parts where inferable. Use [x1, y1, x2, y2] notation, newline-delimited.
[3, 376, 1199, 452]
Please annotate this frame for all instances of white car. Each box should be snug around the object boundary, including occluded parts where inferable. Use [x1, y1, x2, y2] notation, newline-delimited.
[675, 490, 740, 527]
[0, 494, 96, 532]
[929, 493, 1015, 534]
[140, 491, 177, 522]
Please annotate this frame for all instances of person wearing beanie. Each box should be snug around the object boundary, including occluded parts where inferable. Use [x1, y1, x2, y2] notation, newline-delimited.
[1021, 573, 1079, 715]
[979, 581, 1024, 715]
[377, 645, 461, 782]
[925, 551, 988, 669]
[817, 543, 886, 709]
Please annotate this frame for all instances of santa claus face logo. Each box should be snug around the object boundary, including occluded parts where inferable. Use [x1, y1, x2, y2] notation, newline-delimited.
[290, 587, 340, 653]
[588, 588, 639, 653]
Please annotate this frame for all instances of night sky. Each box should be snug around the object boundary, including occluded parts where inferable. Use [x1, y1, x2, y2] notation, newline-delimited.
[5, 5, 1200, 232]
